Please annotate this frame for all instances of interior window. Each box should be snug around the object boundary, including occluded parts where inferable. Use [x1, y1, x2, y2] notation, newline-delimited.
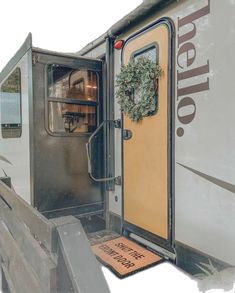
[48, 102, 96, 133]
[47, 65, 98, 134]
[0, 68, 22, 138]
[133, 45, 159, 111]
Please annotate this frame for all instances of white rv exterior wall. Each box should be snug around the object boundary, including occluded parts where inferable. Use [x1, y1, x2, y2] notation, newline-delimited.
[170, 0, 235, 266]
[0, 53, 31, 203]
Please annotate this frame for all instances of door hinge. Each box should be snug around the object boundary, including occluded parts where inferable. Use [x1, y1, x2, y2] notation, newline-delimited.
[32, 53, 40, 65]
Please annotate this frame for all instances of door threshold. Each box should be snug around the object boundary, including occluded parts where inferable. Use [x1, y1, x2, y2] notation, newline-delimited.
[129, 233, 176, 261]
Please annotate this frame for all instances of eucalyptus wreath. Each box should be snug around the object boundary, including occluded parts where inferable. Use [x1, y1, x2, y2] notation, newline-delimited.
[115, 57, 163, 121]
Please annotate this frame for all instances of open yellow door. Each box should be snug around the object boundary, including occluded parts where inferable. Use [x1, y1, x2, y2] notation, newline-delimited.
[123, 22, 171, 242]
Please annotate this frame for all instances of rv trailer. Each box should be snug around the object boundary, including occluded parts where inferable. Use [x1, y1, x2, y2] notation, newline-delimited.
[0, 0, 235, 291]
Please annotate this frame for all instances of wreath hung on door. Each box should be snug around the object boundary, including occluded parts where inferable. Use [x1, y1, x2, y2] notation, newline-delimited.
[115, 57, 163, 121]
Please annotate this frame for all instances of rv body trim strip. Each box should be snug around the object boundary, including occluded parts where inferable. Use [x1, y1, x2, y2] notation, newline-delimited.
[0, 155, 12, 165]
[177, 163, 235, 194]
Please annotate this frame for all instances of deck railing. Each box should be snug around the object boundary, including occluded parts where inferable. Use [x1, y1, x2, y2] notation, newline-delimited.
[0, 179, 110, 293]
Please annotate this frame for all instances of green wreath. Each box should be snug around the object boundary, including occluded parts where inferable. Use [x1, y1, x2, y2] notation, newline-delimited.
[115, 57, 163, 121]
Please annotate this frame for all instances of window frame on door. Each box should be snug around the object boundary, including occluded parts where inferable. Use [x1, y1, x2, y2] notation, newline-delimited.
[45, 64, 100, 137]
[131, 42, 160, 116]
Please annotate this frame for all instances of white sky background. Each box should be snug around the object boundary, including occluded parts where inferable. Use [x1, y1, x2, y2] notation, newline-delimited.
[0, 1, 234, 292]
[0, 0, 142, 71]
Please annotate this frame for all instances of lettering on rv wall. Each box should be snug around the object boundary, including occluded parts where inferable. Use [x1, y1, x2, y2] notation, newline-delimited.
[176, 0, 210, 137]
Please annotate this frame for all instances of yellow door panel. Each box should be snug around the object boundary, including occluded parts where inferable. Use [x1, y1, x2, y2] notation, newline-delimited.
[123, 24, 169, 239]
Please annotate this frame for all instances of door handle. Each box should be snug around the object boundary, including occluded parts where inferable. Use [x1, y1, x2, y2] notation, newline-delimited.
[123, 129, 133, 140]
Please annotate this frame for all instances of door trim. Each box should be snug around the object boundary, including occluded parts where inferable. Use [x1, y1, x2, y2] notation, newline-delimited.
[121, 18, 175, 250]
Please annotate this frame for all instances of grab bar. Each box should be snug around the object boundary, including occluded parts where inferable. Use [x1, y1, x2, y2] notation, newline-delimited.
[86, 120, 117, 182]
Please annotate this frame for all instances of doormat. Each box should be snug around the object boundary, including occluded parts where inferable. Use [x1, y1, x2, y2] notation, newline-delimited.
[92, 236, 163, 278]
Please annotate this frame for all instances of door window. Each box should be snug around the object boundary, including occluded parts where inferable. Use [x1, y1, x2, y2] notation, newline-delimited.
[133, 45, 159, 111]
[47, 65, 99, 134]
[134, 45, 158, 63]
